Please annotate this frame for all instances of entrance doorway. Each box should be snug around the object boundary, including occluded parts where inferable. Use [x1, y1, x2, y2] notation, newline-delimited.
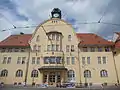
[43, 72, 61, 85]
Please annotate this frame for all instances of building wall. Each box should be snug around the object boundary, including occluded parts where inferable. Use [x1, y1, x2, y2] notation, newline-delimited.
[0, 18, 119, 85]
[0, 51, 29, 84]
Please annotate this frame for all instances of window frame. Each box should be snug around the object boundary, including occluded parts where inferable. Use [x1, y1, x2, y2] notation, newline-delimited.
[0, 69, 8, 77]
[16, 69, 23, 77]
[71, 57, 75, 65]
[66, 57, 70, 65]
[87, 57, 90, 64]
[31, 70, 39, 78]
[100, 70, 108, 77]
[98, 57, 101, 64]
[67, 70, 75, 81]
[82, 57, 85, 65]
[84, 70, 91, 78]
[32, 57, 35, 64]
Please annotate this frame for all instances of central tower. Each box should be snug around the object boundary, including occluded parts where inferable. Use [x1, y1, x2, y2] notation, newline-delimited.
[51, 8, 61, 19]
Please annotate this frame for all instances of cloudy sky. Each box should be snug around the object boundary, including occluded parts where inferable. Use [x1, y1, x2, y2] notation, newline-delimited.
[0, 0, 120, 41]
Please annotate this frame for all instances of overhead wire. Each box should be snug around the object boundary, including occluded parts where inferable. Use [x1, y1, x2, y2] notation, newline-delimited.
[0, 13, 16, 28]
[98, 0, 112, 23]
[1, 21, 120, 32]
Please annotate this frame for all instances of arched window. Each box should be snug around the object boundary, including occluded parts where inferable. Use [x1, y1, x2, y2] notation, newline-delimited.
[67, 70, 75, 82]
[100, 70, 108, 77]
[84, 70, 91, 78]
[31, 70, 38, 78]
[16, 69, 23, 77]
[36, 35, 40, 42]
[0, 69, 8, 77]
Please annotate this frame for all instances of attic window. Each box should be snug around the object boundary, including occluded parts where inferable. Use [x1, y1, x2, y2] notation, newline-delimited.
[83, 47, 88, 52]
[1, 48, 5, 52]
[90, 47, 95, 52]
[14, 48, 19, 52]
[105, 47, 110, 52]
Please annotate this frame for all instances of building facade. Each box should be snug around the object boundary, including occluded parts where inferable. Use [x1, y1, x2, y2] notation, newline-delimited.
[0, 8, 120, 86]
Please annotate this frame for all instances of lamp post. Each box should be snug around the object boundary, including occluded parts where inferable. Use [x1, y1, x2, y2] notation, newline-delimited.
[112, 50, 119, 84]
[24, 47, 31, 86]
[78, 42, 82, 85]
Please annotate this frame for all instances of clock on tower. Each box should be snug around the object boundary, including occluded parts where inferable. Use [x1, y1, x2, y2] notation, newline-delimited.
[51, 8, 61, 19]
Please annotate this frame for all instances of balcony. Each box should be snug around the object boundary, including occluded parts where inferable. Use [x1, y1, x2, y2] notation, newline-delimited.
[42, 56, 65, 67]
[42, 51, 64, 57]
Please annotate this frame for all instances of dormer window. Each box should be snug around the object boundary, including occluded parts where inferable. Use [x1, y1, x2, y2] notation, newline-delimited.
[36, 35, 40, 42]
[68, 35, 71, 41]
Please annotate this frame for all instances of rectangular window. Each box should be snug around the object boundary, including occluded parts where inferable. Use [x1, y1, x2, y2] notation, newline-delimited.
[17, 57, 21, 64]
[66, 45, 69, 52]
[38, 45, 41, 52]
[71, 57, 75, 64]
[82, 57, 85, 65]
[98, 57, 101, 64]
[103, 57, 106, 64]
[37, 57, 40, 64]
[51, 44, 55, 51]
[21, 48, 25, 52]
[71, 45, 74, 52]
[83, 47, 88, 52]
[56, 45, 59, 51]
[32, 57, 35, 64]
[7, 57, 11, 64]
[3, 57, 7, 64]
[8, 48, 12, 52]
[47, 45, 51, 51]
[22, 57, 26, 64]
[44, 57, 49, 64]
[90, 47, 95, 52]
[105, 47, 110, 52]
[98, 47, 102, 52]
[66, 57, 70, 65]
[14, 48, 19, 52]
[87, 57, 90, 64]
[1, 48, 5, 52]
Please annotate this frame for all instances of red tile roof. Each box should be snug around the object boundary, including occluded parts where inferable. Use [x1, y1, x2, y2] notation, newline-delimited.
[0, 33, 114, 47]
[76, 33, 113, 46]
[0, 34, 32, 47]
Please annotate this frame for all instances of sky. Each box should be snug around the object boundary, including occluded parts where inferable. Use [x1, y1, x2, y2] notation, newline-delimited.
[0, 0, 120, 41]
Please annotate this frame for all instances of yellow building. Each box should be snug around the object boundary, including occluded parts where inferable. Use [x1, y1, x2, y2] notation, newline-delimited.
[0, 8, 120, 86]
